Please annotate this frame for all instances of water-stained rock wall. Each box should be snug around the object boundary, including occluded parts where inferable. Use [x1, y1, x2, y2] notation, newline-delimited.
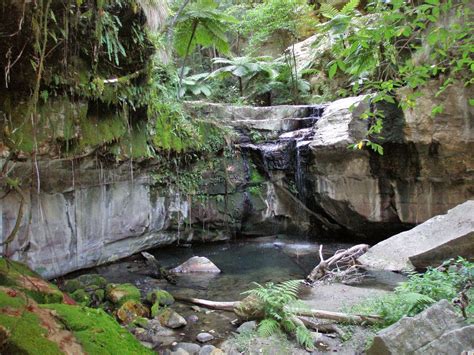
[1, 81, 472, 277]
[0, 152, 311, 278]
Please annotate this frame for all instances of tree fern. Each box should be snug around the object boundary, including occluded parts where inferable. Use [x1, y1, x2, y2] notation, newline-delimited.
[320, 0, 359, 19]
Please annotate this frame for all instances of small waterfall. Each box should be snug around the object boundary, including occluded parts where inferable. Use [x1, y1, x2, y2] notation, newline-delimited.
[240, 104, 325, 205]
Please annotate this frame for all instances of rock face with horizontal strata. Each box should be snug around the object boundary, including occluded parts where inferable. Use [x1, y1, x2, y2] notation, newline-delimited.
[358, 200, 474, 271]
[367, 300, 474, 355]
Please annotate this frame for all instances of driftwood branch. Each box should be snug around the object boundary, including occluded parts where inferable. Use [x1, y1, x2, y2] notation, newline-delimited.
[306, 244, 369, 283]
[173, 295, 237, 311]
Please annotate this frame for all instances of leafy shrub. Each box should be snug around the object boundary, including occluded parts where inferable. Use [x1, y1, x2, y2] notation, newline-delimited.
[353, 257, 474, 328]
[235, 0, 316, 54]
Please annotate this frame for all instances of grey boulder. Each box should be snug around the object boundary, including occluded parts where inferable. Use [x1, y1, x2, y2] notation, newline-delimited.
[171, 256, 221, 273]
[359, 200, 474, 272]
[367, 300, 474, 355]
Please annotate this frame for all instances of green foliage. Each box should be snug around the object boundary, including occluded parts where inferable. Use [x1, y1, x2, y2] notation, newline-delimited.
[180, 71, 212, 98]
[204, 55, 309, 104]
[320, 0, 360, 19]
[243, 280, 314, 349]
[235, 0, 316, 53]
[352, 257, 474, 328]
[319, 0, 473, 155]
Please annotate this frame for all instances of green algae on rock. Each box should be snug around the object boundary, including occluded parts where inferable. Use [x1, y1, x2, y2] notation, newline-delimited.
[116, 300, 150, 324]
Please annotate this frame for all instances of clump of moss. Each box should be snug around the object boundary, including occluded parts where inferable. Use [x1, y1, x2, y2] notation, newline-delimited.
[146, 289, 174, 307]
[71, 289, 91, 305]
[43, 304, 153, 355]
[151, 303, 161, 318]
[63, 274, 108, 293]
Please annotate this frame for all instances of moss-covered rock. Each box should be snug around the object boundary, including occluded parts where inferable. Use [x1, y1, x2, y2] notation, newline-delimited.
[63, 274, 108, 293]
[106, 283, 141, 306]
[0, 258, 63, 304]
[70, 289, 91, 305]
[0, 287, 81, 355]
[43, 304, 154, 354]
[156, 308, 187, 329]
[0, 258, 152, 354]
[146, 289, 175, 307]
[116, 300, 150, 324]
[94, 289, 105, 303]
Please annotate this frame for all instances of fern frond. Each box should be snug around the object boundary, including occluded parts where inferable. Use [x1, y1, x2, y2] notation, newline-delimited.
[341, 0, 360, 15]
[320, 3, 339, 19]
[399, 292, 435, 313]
[281, 317, 296, 333]
[258, 319, 280, 337]
[296, 326, 314, 350]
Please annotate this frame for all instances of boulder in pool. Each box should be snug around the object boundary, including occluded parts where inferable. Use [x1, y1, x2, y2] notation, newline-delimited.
[170, 257, 221, 274]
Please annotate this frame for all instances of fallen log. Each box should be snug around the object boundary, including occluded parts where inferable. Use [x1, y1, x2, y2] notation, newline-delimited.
[289, 307, 381, 325]
[173, 295, 237, 311]
[173, 294, 380, 325]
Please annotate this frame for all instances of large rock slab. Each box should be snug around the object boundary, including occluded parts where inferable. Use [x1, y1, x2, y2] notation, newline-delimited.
[358, 200, 474, 271]
[367, 300, 474, 355]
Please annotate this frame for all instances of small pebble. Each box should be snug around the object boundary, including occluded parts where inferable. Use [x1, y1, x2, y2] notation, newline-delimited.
[196, 332, 214, 343]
